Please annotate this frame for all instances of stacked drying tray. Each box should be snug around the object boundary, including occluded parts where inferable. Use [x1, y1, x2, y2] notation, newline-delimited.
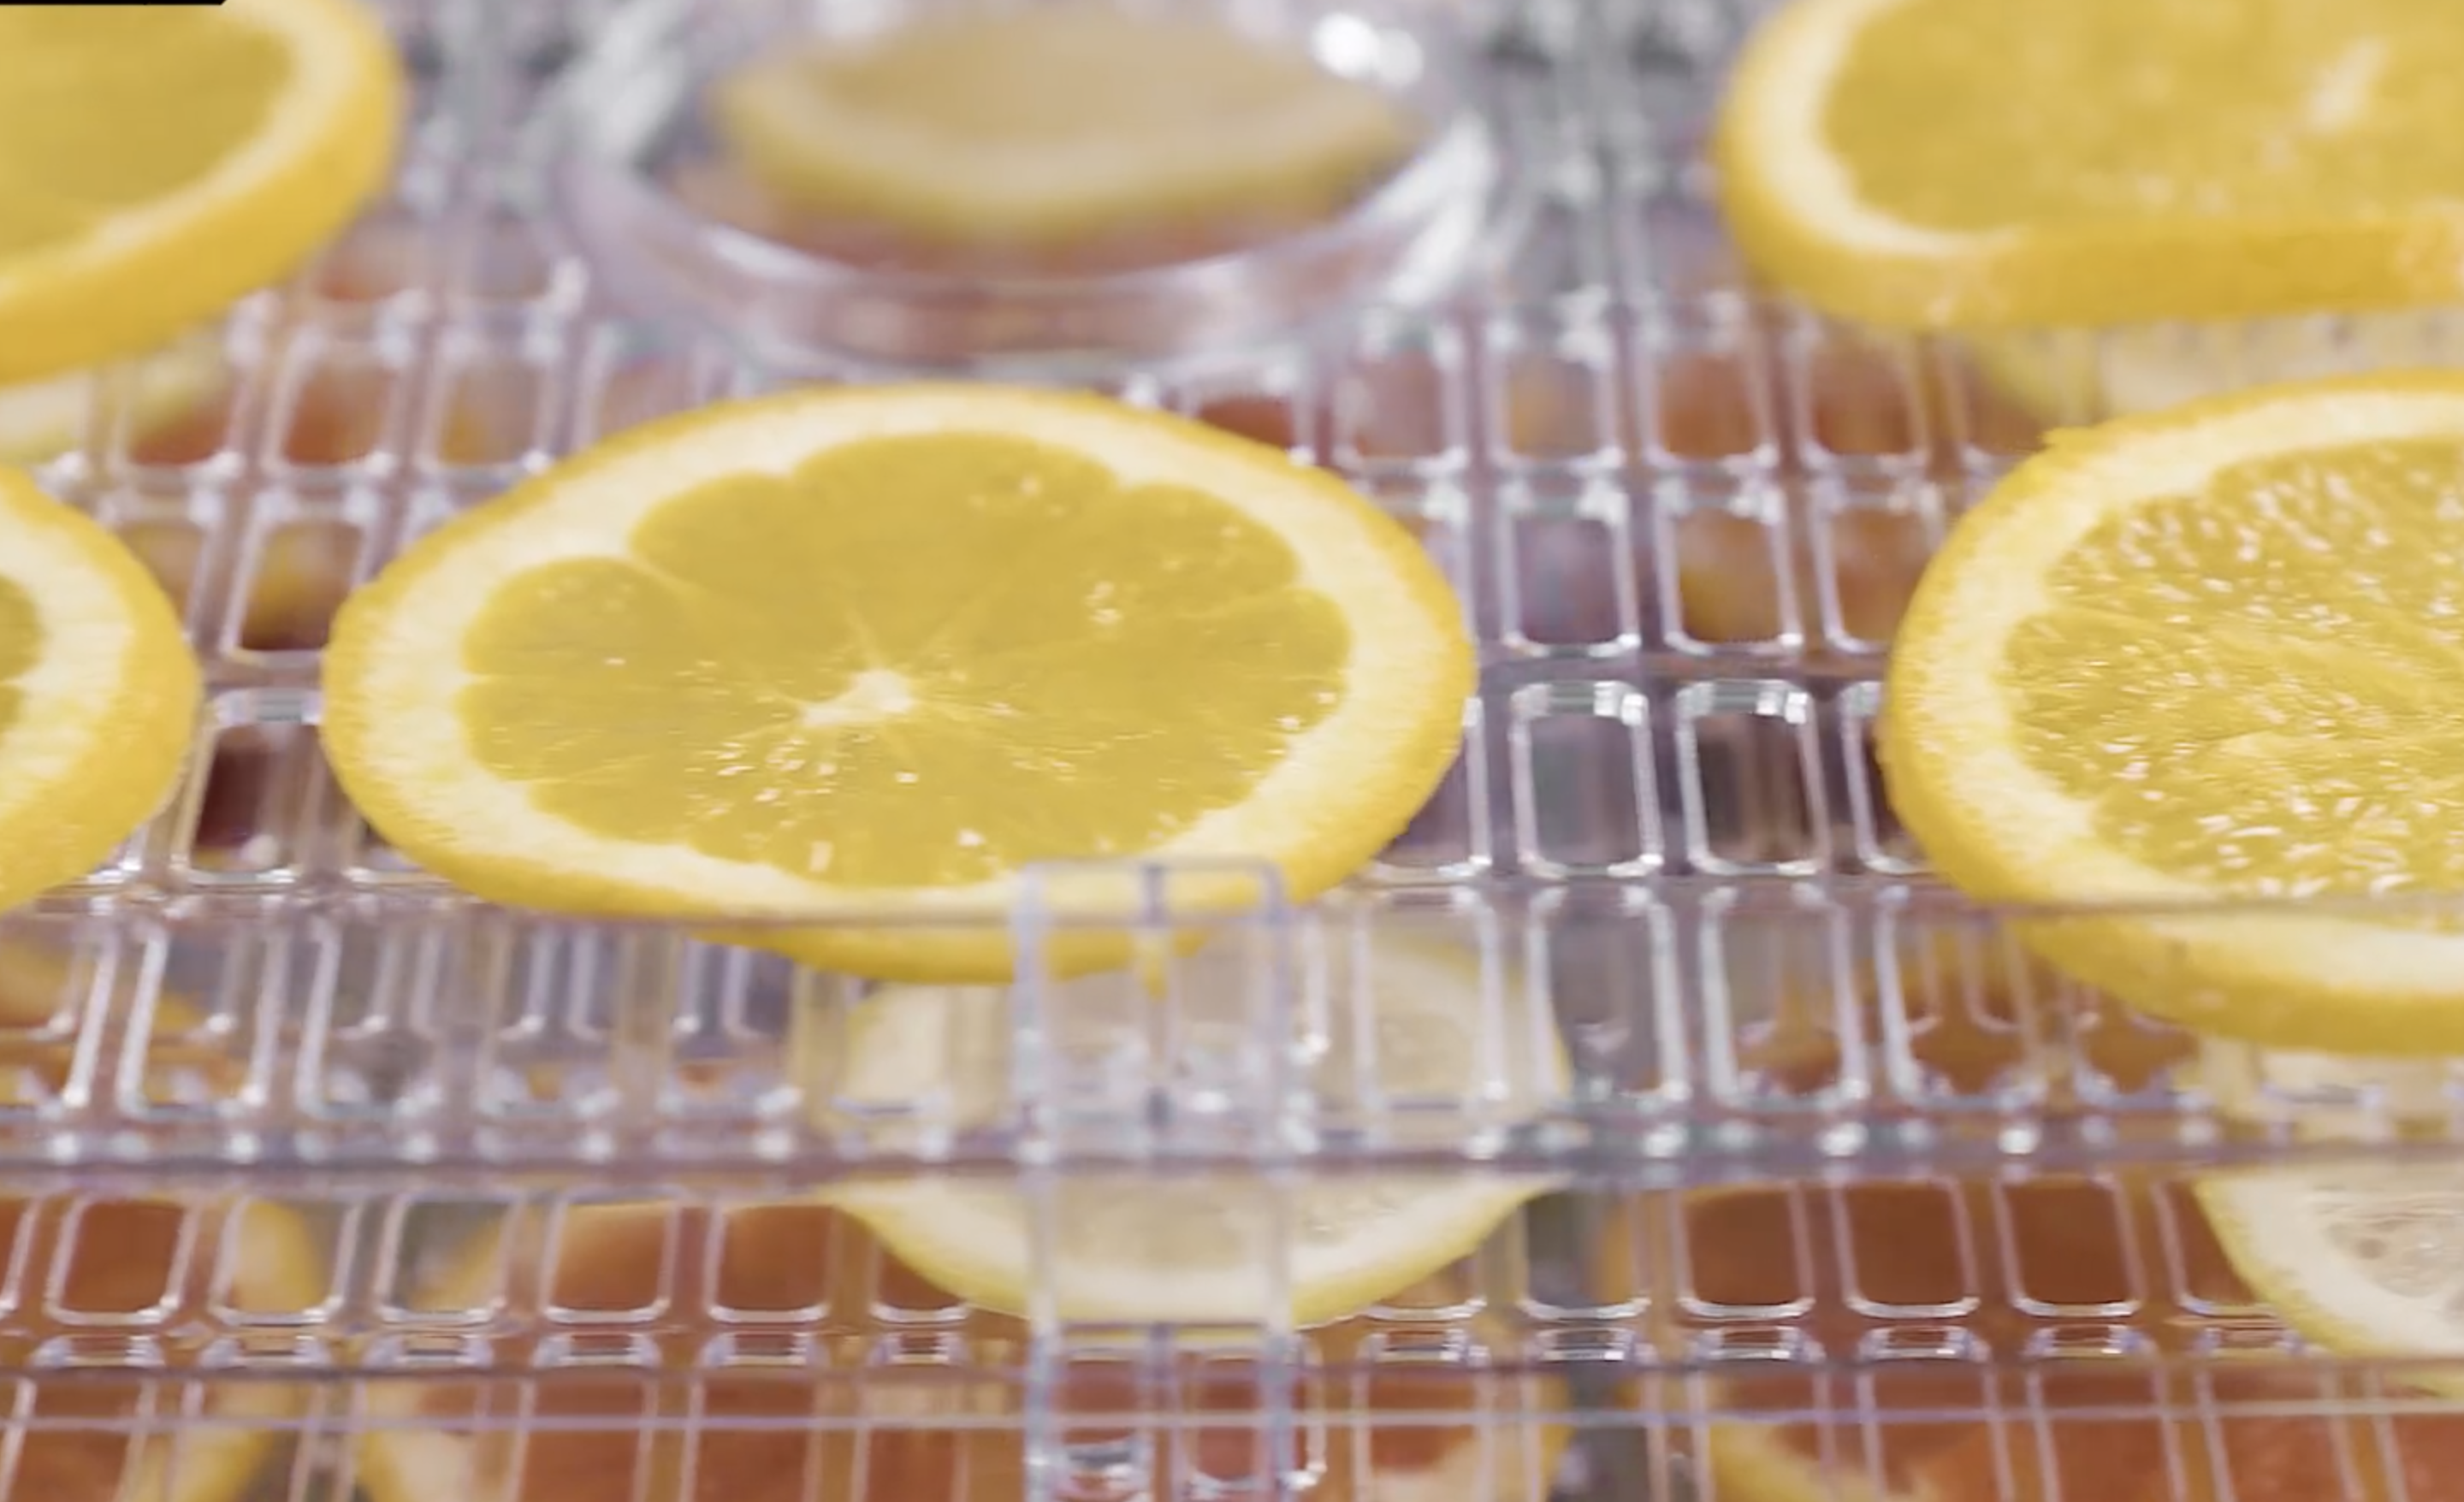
[4, 2, 2464, 1502]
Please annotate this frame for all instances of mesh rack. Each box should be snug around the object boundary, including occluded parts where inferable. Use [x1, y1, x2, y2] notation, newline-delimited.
[9, 2, 2464, 1500]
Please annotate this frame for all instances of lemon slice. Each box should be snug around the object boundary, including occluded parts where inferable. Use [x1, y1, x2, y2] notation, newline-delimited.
[1969, 313, 2464, 433]
[1882, 371, 2464, 1055]
[708, 1, 1420, 245]
[322, 384, 1472, 983]
[0, 373, 116, 467]
[0, 342, 229, 465]
[2190, 1041, 2456, 1140]
[0, 466, 198, 909]
[0, 0, 402, 383]
[808, 931, 1567, 1326]
[2196, 1164, 2464, 1397]
[1716, 0, 2464, 330]
[15, 1195, 324, 1502]
[357, 1201, 1573, 1502]
[1674, 1176, 2374, 1502]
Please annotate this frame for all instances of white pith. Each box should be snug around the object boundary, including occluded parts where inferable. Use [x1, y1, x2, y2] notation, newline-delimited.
[2199, 1167, 2464, 1371]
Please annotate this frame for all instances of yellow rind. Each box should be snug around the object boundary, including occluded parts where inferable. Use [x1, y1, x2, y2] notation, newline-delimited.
[2192, 1168, 2464, 1401]
[322, 383, 1476, 985]
[806, 933, 1567, 1327]
[1881, 370, 2464, 1055]
[1713, 0, 2464, 332]
[0, 468, 199, 911]
[0, 0, 405, 383]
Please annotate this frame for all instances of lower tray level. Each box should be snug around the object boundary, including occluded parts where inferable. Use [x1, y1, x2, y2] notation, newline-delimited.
[4, 1165, 2458, 1502]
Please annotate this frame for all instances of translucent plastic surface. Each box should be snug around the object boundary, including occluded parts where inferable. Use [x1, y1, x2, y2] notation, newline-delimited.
[10, 0, 2464, 1495]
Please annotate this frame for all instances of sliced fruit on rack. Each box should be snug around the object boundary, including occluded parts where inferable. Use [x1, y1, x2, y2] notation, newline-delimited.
[1970, 315, 2464, 429]
[0, 467, 198, 910]
[803, 931, 1568, 1326]
[2187, 1041, 2457, 1140]
[1715, 0, 2464, 329]
[1668, 1175, 2464, 1502]
[0, 0, 403, 383]
[706, 0, 1419, 247]
[321, 384, 1474, 983]
[10, 1195, 324, 1502]
[1671, 1177, 2170, 1502]
[355, 1200, 1573, 1502]
[1881, 372, 2464, 1055]
[2196, 1162, 2464, 1394]
[0, 340, 228, 465]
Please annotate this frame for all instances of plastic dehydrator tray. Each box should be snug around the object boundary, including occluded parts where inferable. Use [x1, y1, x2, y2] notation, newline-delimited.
[10, 2, 2464, 1502]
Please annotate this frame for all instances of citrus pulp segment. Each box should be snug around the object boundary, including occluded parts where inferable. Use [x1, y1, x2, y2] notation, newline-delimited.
[356, 1200, 1573, 1502]
[321, 384, 1475, 983]
[0, 0, 403, 383]
[0, 468, 198, 910]
[1715, 0, 2464, 330]
[2195, 1164, 2464, 1397]
[806, 931, 1567, 1326]
[708, 1, 1419, 247]
[1881, 372, 2464, 1054]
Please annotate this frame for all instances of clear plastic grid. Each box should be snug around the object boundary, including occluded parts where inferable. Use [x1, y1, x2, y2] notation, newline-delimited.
[8, 1169, 2464, 1498]
[9, 0, 2464, 1494]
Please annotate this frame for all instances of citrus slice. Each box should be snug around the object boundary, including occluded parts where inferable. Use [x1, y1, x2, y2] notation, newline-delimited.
[1665, 1175, 2464, 1502]
[1969, 313, 2464, 432]
[1715, 0, 2464, 330]
[0, 467, 198, 909]
[357, 1200, 1572, 1502]
[0, 0, 403, 383]
[2189, 1041, 2456, 1140]
[707, 1, 1420, 246]
[1675, 1177, 2196, 1502]
[805, 930, 1567, 1325]
[321, 384, 1474, 983]
[2196, 1164, 2464, 1399]
[0, 341, 228, 465]
[11, 1194, 325, 1502]
[1881, 371, 2464, 1055]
